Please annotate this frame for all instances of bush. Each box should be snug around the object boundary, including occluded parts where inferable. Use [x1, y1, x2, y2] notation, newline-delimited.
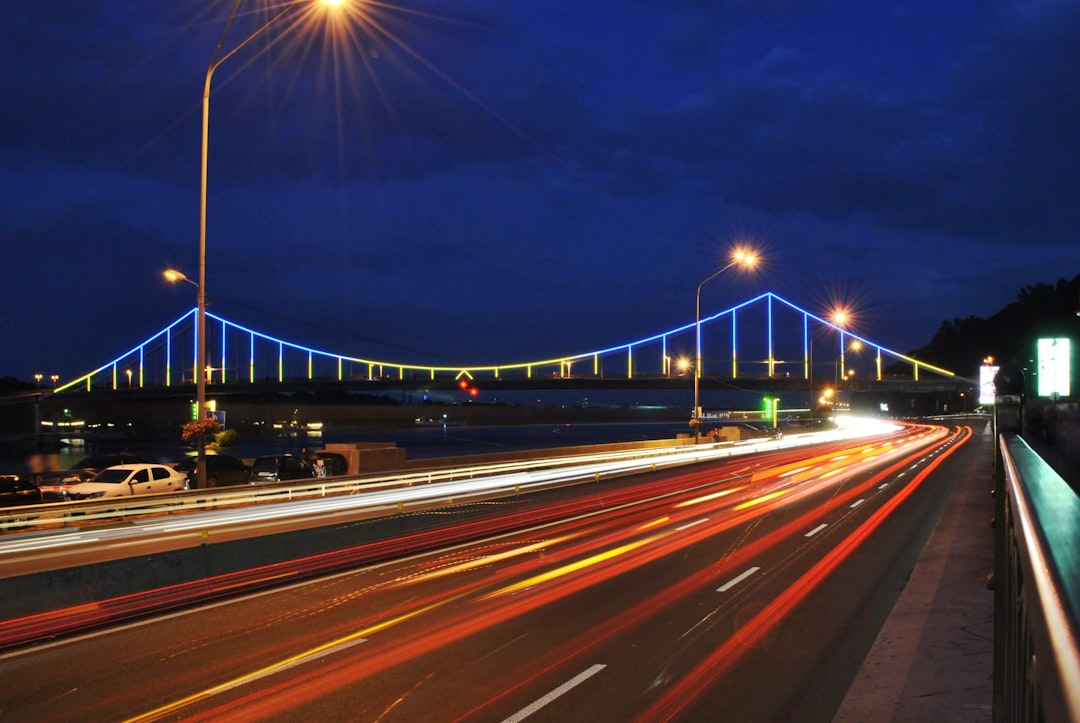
[215, 428, 239, 448]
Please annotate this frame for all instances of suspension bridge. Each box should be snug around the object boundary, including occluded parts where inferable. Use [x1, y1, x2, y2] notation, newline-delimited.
[49, 291, 957, 397]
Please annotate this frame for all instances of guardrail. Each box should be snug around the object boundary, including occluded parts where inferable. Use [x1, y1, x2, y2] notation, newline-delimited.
[1, 422, 908, 537]
[0, 433, 822, 536]
[994, 432, 1080, 723]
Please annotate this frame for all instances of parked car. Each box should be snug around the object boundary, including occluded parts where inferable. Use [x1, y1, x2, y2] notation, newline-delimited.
[65, 464, 188, 501]
[35, 453, 150, 501]
[174, 454, 251, 488]
[250, 454, 315, 483]
[311, 451, 348, 477]
[0, 475, 43, 507]
[35, 468, 97, 502]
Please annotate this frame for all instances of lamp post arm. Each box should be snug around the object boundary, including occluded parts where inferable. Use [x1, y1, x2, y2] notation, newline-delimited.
[206, 2, 302, 91]
[694, 259, 736, 378]
[695, 260, 736, 303]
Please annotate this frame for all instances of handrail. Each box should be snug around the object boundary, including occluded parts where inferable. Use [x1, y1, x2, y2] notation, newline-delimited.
[995, 433, 1080, 723]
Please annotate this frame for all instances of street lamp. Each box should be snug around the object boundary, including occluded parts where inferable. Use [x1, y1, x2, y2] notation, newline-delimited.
[34, 374, 42, 389]
[185, 0, 348, 487]
[808, 308, 850, 413]
[838, 339, 862, 386]
[693, 247, 758, 435]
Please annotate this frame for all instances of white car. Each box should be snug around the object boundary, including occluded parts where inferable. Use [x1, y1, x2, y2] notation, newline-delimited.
[66, 464, 188, 501]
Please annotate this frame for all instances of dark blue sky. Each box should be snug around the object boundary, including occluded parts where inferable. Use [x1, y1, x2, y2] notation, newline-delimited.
[3, 0, 1078, 383]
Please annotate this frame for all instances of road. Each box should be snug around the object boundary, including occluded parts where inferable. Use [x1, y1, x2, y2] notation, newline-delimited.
[0, 419, 985, 722]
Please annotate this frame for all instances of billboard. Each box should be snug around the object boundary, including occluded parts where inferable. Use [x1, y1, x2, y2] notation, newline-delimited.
[1036, 338, 1071, 398]
[978, 365, 999, 405]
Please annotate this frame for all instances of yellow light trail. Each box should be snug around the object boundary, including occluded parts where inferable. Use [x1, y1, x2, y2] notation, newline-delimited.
[732, 488, 790, 511]
[125, 592, 467, 722]
[483, 534, 665, 600]
[674, 486, 745, 508]
[402, 536, 576, 585]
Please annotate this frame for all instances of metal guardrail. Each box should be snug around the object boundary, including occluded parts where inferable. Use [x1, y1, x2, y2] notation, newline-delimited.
[0, 423, 900, 537]
[0, 434, 813, 536]
[994, 432, 1080, 723]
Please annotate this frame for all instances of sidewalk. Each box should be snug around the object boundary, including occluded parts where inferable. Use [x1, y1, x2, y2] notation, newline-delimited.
[833, 427, 995, 722]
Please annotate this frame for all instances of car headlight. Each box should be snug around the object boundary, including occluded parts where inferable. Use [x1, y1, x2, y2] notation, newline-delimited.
[72, 491, 107, 500]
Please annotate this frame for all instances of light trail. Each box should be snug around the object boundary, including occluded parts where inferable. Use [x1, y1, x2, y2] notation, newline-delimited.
[635, 425, 972, 721]
[113, 423, 964, 721]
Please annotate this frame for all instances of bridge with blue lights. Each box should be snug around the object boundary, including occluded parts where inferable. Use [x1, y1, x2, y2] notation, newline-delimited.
[51, 291, 960, 397]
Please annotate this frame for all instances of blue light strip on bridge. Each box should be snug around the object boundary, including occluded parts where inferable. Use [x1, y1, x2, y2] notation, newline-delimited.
[49, 292, 956, 394]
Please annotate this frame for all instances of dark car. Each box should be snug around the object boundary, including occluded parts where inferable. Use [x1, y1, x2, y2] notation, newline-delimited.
[311, 451, 348, 477]
[174, 454, 251, 488]
[250, 454, 315, 483]
[35, 469, 97, 502]
[0, 475, 43, 508]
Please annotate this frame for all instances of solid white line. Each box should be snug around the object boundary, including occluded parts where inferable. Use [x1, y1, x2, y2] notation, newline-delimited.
[676, 518, 709, 531]
[850, 498, 865, 508]
[717, 566, 761, 592]
[501, 664, 606, 723]
[805, 523, 828, 537]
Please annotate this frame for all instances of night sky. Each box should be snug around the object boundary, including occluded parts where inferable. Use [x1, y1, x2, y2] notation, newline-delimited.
[3, 0, 1078, 384]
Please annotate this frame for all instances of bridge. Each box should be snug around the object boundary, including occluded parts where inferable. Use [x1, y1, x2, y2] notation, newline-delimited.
[49, 290, 962, 397]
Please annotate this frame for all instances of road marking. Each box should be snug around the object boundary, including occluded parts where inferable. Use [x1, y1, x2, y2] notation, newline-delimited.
[850, 498, 865, 508]
[717, 566, 761, 592]
[878, 482, 890, 490]
[805, 523, 828, 537]
[676, 518, 709, 531]
[501, 664, 606, 722]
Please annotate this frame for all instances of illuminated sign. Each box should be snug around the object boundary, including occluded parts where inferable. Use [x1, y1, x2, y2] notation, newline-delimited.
[979, 365, 999, 405]
[1036, 338, 1071, 398]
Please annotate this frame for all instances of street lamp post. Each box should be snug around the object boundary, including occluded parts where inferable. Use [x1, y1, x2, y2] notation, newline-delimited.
[185, 0, 347, 487]
[693, 248, 757, 437]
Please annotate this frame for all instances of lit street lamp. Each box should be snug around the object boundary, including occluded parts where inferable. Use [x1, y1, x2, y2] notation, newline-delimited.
[808, 307, 850, 412]
[693, 247, 758, 435]
[838, 339, 862, 386]
[184, 0, 349, 488]
[34, 373, 42, 389]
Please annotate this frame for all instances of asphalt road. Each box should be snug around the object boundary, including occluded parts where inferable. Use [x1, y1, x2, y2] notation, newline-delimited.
[0, 421, 978, 722]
